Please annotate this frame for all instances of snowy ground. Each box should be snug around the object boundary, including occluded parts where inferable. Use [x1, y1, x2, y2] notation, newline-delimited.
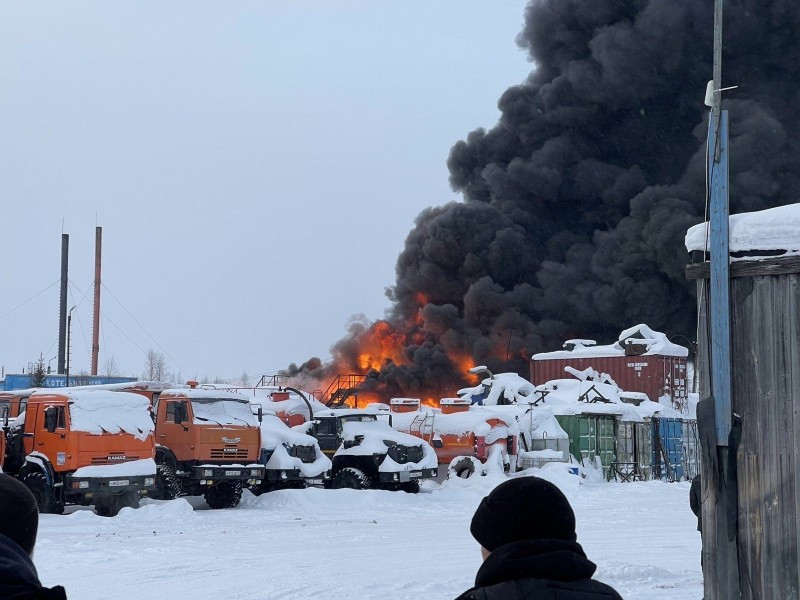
[34, 475, 702, 600]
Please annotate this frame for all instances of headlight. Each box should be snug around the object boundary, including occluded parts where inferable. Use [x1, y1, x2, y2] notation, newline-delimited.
[432, 469, 438, 477]
[392, 473, 399, 481]
[144, 477, 155, 486]
[72, 480, 90, 489]
[280, 471, 288, 479]
[250, 469, 260, 477]
[203, 469, 213, 477]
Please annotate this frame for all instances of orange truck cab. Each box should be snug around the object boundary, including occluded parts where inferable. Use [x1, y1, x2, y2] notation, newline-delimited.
[2, 390, 157, 516]
[0, 389, 36, 419]
[149, 389, 265, 509]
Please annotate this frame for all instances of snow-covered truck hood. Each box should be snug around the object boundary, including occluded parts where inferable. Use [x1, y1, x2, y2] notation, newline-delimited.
[338, 421, 438, 471]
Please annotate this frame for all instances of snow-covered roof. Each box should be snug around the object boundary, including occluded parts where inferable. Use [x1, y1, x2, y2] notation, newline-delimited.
[160, 388, 253, 401]
[685, 203, 800, 257]
[533, 324, 688, 359]
[31, 390, 155, 440]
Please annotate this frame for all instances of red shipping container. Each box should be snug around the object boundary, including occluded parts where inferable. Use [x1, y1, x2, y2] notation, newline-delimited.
[531, 330, 689, 413]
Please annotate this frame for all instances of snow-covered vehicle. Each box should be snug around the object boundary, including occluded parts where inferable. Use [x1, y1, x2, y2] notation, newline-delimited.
[390, 398, 520, 478]
[251, 413, 331, 493]
[306, 409, 438, 493]
[2, 390, 157, 516]
[147, 389, 266, 509]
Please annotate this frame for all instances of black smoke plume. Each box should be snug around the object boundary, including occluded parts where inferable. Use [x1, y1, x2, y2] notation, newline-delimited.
[285, 0, 800, 397]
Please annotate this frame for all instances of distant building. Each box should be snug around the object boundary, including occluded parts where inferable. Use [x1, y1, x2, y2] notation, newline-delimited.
[1, 373, 137, 391]
[531, 324, 689, 414]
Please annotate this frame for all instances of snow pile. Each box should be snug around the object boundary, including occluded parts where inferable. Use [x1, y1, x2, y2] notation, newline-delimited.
[458, 372, 537, 405]
[533, 324, 688, 359]
[533, 379, 642, 421]
[563, 366, 617, 386]
[72, 458, 157, 478]
[685, 202, 800, 257]
[389, 405, 518, 439]
[49, 390, 155, 440]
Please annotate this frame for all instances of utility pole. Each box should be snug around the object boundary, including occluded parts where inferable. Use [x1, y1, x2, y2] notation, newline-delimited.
[702, 0, 739, 597]
[91, 227, 102, 375]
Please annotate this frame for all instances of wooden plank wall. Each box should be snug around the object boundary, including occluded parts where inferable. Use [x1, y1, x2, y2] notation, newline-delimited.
[731, 273, 800, 598]
[697, 268, 800, 599]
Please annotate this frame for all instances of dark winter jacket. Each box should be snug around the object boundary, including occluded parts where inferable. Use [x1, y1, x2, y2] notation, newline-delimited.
[0, 534, 67, 599]
[690, 474, 702, 532]
[455, 539, 623, 600]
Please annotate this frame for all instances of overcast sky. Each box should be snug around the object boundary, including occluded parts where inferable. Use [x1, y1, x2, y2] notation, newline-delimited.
[0, 1, 531, 382]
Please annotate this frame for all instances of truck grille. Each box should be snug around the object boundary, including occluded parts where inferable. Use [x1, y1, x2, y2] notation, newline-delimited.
[287, 445, 316, 464]
[387, 444, 423, 464]
[90, 456, 139, 465]
[210, 448, 249, 460]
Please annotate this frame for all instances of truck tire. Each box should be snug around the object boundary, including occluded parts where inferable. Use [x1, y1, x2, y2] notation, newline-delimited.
[22, 471, 64, 515]
[151, 464, 181, 500]
[397, 480, 420, 494]
[331, 467, 372, 490]
[447, 456, 484, 480]
[204, 481, 243, 509]
[95, 492, 139, 517]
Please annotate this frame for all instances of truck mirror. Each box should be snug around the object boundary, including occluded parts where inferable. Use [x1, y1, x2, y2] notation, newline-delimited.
[44, 406, 58, 433]
[257, 406, 263, 423]
[2, 405, 8, 428]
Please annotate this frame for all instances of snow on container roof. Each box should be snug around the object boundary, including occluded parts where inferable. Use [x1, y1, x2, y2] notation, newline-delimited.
[685, 203, 800, 256]
[32, 390, 155, 440]
[532, 324, 687, 359]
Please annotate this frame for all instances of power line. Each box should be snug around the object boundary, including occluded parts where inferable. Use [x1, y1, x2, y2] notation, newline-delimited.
[0, 279, 60, 321]
[101, 283, 184, 374]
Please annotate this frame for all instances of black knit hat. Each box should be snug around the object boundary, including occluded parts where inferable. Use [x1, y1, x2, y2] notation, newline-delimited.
[0, 474, 39, 556]
[470, 476, 577, 551]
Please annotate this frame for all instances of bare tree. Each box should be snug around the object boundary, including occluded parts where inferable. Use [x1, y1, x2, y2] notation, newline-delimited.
[103, 354, 120, 377]
[239, 371, 250, 387]
[143, 349, 168, 381]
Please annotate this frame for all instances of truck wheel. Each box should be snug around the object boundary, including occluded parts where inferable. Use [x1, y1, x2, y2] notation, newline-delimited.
[331, 467, 372, 490]
[204, 481, 243, 509]
[95, 492, 139, 517]
[397, 480, 420, 494]
[447, 456, 483, 480]
[151, 464, 181, 500]
[22, 471, 64, 515]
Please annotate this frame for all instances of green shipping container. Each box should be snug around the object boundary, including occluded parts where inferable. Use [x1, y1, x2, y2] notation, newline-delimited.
[556, 414, 618, 477]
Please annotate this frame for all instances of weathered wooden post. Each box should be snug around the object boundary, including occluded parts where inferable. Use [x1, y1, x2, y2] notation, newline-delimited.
[687, 212, 800, 599]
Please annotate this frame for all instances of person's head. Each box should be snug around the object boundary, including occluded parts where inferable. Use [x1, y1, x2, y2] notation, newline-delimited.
[470, 476, 576, 556]
[0, 474, 40, 556]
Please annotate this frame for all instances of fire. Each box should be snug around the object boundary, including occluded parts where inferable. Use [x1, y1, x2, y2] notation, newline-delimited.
[286, 293, 526, 410]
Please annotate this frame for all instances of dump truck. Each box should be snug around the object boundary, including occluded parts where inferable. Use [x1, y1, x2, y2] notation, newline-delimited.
[2, 390, 157, 516]
[146, 388, 265, 508]
[305, 409, 438, 492]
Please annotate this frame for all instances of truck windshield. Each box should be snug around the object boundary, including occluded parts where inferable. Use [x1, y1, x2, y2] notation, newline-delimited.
[191, 399, 259, 427]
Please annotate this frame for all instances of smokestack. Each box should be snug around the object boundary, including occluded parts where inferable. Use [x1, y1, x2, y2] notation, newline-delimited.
[91, 227, 102, 376]
[57, 233, 69, 374]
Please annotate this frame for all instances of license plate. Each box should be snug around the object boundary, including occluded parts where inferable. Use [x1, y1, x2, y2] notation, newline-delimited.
[409, 472, 422, 479]
[225, 470, 241, 476]
[109, 480, 129, 487]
